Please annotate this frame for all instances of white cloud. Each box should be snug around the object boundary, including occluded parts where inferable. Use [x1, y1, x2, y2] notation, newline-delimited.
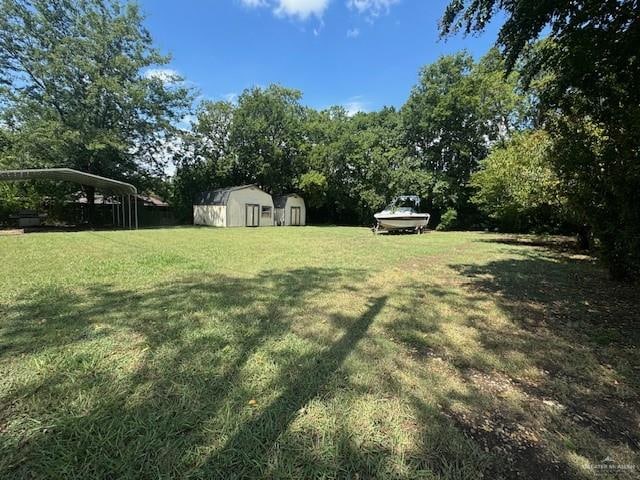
[143, 68, 181, 84]
[275, 0, 330, 19]
[347, 0, 399, 18]
[241, 0, 330, 20]
[343, 96, 369, 116]
[239, 0, 400, 24]
[346, 27, 360, 38]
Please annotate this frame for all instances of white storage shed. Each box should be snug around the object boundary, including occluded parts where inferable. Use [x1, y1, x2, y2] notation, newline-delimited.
[274, 194, 306, 226]
[194, 185, 275, 227]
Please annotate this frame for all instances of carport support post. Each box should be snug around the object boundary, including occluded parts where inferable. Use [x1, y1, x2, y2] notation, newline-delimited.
[128, 194, 132, 230]
[134, 194, 138, 229]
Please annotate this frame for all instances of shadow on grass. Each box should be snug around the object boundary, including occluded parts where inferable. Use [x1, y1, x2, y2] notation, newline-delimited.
[383, 244, 640, 479]
[201, 296, 387, 477]
[0, 268, 346, 359]
[3, 239, 639, 479]
[478, 234, 586, 254]
[0, 267, 402, 478]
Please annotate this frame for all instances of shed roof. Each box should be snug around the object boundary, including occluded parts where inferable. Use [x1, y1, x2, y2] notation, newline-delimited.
[0, 168, 137, 194]
[273, 194, 301, 209]
[197, 184, 262, 206]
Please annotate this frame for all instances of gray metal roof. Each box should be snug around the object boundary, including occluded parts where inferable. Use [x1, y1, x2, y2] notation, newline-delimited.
[197, 184, 258, 206]
[0, 168, 137, 194]
[273, 194, 299, 209]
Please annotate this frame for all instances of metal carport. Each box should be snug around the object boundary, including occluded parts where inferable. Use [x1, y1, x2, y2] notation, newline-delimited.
[0, 168, 139, 229]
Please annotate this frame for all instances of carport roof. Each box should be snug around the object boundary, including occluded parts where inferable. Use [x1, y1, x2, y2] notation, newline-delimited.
[0, 168, 137, 194]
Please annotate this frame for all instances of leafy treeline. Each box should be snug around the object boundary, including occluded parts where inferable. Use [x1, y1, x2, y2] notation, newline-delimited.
[173, 49, 531, 228]
[441, 0, 640, 279]
[1, 0, 638, 280]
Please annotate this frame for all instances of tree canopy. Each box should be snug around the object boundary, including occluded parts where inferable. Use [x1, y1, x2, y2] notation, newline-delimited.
[440, 0, 640, 279]
[470, 130, 566, 232]
[0, 0, 192, 211]
[401, 48, 526, 227]
[172, 49, 523, 227]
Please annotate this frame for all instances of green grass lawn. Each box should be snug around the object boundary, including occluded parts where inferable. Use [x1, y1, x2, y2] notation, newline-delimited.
[1, 227, 638, 479]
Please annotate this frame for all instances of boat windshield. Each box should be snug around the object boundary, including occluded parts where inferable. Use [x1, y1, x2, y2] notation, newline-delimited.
[392, 206, 415, 213]
[386, 196, 420, 212]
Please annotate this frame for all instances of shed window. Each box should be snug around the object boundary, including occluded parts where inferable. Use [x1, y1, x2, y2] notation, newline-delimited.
[261, 206, 272, 217]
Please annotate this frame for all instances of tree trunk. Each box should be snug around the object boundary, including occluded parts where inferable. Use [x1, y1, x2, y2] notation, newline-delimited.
[576, 224, 592, 250]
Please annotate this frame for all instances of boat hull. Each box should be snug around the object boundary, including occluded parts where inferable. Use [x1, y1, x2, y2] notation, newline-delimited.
[374, 214, 430, 231]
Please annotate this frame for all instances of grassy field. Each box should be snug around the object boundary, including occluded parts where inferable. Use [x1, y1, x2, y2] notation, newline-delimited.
[0, 227, 638, 479]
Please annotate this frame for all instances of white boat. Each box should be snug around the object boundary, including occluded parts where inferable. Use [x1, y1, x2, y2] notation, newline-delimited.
[373, 195, 430, 233]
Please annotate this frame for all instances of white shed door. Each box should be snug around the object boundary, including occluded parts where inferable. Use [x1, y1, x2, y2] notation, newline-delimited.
[245, 204, 260, 227]
[290, 206, 301, 226]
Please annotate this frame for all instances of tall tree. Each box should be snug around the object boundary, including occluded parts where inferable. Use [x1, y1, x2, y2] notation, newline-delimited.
[402, 49, 523, 225]
[0, 0, 191, 218]
[303, 106, 357, 222]
[172, 100, 235, 222]
[229, 84, 306, 193]
[441, 0, 640, 279]
[303, 106, 407, 224]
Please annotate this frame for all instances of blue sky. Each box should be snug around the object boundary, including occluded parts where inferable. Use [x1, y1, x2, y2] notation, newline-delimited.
[139, 0, 503, 113]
